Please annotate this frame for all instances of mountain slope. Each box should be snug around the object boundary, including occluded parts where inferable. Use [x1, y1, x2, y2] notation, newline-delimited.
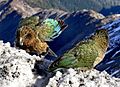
[0, 0, 120, 78]
[24, 0, 120, 12]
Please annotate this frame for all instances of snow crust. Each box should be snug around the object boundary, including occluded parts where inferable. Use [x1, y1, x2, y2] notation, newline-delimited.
[0, 41, 40, 87]
[47, 68, 120, 87]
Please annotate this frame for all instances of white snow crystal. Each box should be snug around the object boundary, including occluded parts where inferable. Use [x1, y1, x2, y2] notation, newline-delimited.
[56, 71, 62, 78]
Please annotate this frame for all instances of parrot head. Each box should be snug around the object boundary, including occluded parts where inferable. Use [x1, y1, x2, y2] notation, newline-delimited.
[16, 26, 36, 47]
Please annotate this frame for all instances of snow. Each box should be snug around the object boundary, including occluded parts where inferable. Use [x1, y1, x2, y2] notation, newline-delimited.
[0, 41, 41, 87]
[47, 69, 120, 87]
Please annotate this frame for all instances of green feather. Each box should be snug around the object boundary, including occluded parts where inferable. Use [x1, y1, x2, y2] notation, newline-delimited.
[36, 18, 64, 41]
[19, 16, 39, 29]
[36, 25, 54, 41]
[48, 29, 109, 71]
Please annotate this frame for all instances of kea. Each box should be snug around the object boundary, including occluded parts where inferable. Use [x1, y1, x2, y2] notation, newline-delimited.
[15, 16, 67, 57]
[48, 29, 109, 71]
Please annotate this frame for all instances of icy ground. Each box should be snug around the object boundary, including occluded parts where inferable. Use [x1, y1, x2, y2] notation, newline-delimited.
[0, 41, 40, 87]
[47, 69, 120, 87]
[0, 41, 120, 87]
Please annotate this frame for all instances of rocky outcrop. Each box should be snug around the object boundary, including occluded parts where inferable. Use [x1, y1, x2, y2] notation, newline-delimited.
[99, 14, 120, 25]
[10, 0, 41, 18]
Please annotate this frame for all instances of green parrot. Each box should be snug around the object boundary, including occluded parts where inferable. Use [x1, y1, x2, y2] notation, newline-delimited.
[48, 29, 109, 71]
[16, 16, 67, 57]
[18, 16, 67, 41]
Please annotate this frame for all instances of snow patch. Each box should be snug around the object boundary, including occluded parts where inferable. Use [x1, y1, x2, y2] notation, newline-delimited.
[47, 69, 120, 87]
[0, 41, 41, 87]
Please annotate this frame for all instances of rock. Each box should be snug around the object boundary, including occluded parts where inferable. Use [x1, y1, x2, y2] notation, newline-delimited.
[10, 0, 41, 18]
[99, 14, 120, 26]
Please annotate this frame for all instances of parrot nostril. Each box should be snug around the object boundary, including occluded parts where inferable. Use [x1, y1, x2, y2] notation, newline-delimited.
[46, 47, 49, 51]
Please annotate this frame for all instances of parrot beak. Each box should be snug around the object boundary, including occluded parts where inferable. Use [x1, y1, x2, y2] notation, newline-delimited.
[19, 38, 23, 46]
[47, 48, 58, 57]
